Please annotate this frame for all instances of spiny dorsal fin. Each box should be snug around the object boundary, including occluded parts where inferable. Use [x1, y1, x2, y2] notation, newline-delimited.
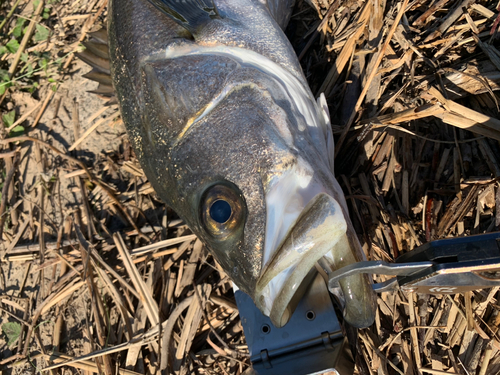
[88, 28, 108, 44]
[88, 84, 115, 98]
[82, 41, 109, 60]
[76, 49, 110, 74]
[77, 27, 116, 102]
[83, 70, 112, 86]
[147, 0, 221, 36]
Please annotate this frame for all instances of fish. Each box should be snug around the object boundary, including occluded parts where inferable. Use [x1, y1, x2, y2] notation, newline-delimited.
[107, 0, 377, 329]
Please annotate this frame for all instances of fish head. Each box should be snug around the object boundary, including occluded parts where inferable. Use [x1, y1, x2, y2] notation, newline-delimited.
[134, 49, 372, 328]
[169, 88, 346, 328]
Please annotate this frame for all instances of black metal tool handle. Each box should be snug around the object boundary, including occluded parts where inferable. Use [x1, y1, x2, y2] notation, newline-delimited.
[328, 232, 500, 294]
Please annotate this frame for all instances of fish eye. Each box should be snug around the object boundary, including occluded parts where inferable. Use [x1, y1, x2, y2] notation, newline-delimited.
[210, 200, 232, 223]
[200, 184, 245, 239]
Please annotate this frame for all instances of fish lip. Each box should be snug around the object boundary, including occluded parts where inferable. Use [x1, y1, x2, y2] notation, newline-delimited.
[254, 192, 347, 328]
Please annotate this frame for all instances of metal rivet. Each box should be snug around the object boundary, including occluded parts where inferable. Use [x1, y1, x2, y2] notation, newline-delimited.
[306, 310, 315, 321]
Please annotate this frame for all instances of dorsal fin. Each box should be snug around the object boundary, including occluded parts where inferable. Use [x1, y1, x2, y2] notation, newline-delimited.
[77, 27, 116, 103]
[82, 41, 109, 60]
[147, 0, 221, 35]
[88, 29, 108, 44]
[76, 49, 110, 74]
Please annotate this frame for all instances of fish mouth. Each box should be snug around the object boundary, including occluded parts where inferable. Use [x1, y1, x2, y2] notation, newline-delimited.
[255, 192, 348, 327]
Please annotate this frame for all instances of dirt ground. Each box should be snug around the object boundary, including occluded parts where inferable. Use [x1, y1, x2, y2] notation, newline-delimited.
[0, 57, 125, 372]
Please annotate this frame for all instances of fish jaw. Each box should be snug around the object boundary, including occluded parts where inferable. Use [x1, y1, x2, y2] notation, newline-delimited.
[253, 157, 376, 329]
[323, 234, 378, 329]
[252, 153, 350, 328]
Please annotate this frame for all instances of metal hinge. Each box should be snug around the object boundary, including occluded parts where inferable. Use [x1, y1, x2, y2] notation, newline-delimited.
[235, 273, 354, 375]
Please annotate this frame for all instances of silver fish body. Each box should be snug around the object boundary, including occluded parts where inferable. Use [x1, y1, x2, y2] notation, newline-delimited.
[109, 0, 376, 328]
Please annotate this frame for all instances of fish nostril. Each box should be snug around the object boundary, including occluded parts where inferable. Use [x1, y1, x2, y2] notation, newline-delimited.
[261, 324, 271, 334]
[210, 200, 232, 223]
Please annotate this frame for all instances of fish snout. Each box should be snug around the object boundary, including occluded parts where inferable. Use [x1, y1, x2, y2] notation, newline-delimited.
[255, 193, 376, 328]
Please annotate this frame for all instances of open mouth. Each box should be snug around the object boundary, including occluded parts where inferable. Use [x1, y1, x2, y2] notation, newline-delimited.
[254, 185, 377, 329]
[255, 192, 348, 327]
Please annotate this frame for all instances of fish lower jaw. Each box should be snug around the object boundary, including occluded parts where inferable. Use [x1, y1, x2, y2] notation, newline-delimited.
[254, 237, 341, 328]
[254, 193, 348, 328]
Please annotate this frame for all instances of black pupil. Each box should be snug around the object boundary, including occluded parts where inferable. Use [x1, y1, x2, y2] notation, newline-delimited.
[210, 200, 232, 223]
